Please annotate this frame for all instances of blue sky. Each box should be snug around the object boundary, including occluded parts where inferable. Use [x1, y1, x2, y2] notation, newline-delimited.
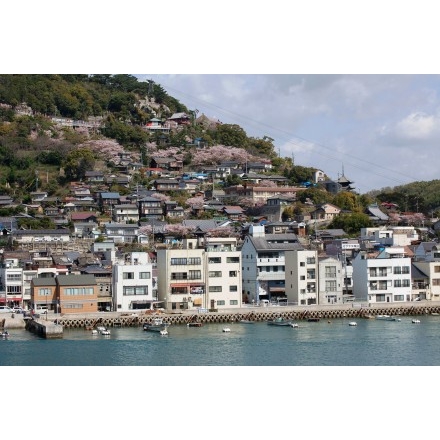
[136, 74, 440, 194]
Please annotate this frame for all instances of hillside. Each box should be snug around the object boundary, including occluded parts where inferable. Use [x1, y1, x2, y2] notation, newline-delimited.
[1, 74, 438, 218]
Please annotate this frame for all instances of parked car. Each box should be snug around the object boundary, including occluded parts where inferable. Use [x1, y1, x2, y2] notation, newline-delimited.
[34, 307, 49, 314]
[12, 307, 24, 314]
[0, 306, 14, 314]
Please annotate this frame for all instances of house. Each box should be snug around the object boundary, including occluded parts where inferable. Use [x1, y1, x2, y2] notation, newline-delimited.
[153, 178, 181, 192]
[310, 203, 341, 222]
[352, 246, 412, 303]
[99, 192, 121, 213]
[285, 249, 319, 306]
[167, 112, 191, 126]
[112, 204, 139, 224]
[84, 170, 105, 184]
[112, 252, 155, 312]
[149, 157, 183, 173]
[138, 196, 163, 221]
[103, 223, 139, 243]
[70, 212, 99, 223]
[240, 224, 303, 304]
[57, 274, 98, 314]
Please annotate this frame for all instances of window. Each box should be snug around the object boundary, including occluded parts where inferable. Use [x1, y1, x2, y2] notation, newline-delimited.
[402, 266, 410, 274]
[209, 286, 222, 292]
[394, 267, 402, 274]
[394, 295, 404, 301]
[325, 267, 336, 277]
[64, 287, 94, 296]
[123, 272, 134, 279]
[434, 266, 440, 273]
[170, 257, 201, 265]
[300, 275, 305, 280]
[217, 300, 225, 306]
[229, 285, 238, 292]
[7, 286, 21, 294]
[300, 262, 305, 267]
[229, 271, 237, 277]
[209, 257, 221, 264]
[433, 279, 440, 286]
[229, 300, 238, 305]
[139, 272, 151, 279]
[394, 280, 402, 287]
[227, 257, 239, 263]
[39, 288, 51, 296]
[402, 279, 410, 287]
[306, 257, 316, 264]
[123, 286, 148, 295]
[189, 270, 201, 280]
[7, 273, 22, 281]
[171, 272, 188, 280]
[209, 271, 222, 278]
[376, 294, 386, 302]
[325, 281, 337, 292]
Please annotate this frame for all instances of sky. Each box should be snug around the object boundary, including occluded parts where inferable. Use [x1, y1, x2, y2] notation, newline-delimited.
[136, 74, 440, 194]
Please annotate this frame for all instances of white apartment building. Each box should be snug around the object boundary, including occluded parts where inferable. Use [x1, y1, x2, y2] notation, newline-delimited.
[156, 236, 242, 311]
[352, 246, 412, 303]
[284, 249, 319, 305]
[317, 256, 344, 304]
[112, 252, 154, 312]
[241, 224, 302, 304]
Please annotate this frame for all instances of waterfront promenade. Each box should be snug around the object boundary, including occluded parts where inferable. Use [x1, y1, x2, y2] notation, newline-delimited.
[4, 301, 440, 331]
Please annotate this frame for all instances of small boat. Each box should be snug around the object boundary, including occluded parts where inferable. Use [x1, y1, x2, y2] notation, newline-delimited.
[222, 327, 231, 332]
[267, 317, 292, 326]
[100, 329, 111, 336]
[376, 315, 399, 321]
[348, 321, 357, 326]
[143, 317, 170, 332]
[239, 319, 254, 324]
[307, 317, 320, 322]
[412, 319, 421, 324]
[290, 323, 299, 328]
[160, 329, 168, 335]
[187, 322, 203, 327]
[91, 329, 98, 335]
[1, 330, 10, 339]
[96, 326, 107, 332]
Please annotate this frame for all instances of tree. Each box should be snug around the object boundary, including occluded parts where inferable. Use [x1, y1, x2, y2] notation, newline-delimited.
[328, 212, 372, 236]
[213, 124, 248, 148]
[63, 148, 95, 180]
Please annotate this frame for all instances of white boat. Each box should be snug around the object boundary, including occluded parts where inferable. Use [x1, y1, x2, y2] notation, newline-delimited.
[100, 329, 111, 335]
[96, 326, 107, 332]
[1, 330, 10, 339]
[376, 315, 399, 321]
[412, 319, 421, 324]
[348, 321, 357, 326]
[91, 329, 98, 335]
[143, 317, 169, 332]
[222, 327, 231, 332]
[160, 329, 168, 335]
[290, 323, 299, 328]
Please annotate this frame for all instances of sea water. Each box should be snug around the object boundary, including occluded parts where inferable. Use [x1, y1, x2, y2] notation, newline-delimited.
[2, 315, 440, 366]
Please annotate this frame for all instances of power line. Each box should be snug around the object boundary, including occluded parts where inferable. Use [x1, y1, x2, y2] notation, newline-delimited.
[154, 80, 418, 187]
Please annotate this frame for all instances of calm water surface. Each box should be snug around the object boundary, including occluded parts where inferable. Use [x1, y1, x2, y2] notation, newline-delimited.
[2, 315, 440, 366]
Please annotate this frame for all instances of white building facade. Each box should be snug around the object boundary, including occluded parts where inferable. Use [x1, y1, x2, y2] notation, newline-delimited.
[284, 249, 319, 305]
[112, 252, 154, 311]
[352, 246, 412, 303]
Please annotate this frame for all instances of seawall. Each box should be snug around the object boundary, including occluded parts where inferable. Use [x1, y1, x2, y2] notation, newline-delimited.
[51, 303, 440, 329]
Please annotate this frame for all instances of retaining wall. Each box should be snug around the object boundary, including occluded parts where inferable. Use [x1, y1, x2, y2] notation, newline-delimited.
[53, 304, 440, 329]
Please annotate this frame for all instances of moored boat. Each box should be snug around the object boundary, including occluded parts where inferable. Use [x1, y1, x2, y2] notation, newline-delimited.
[143, 317, 170, 332]
[376, 315, 400, 321]
[267, 317, 292, 326]
[187, 322, 203, 327]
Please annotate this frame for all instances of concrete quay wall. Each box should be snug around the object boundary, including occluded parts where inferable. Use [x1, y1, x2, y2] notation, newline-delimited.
[25, 318, 63, 338]
[51, 302, 440, 329]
